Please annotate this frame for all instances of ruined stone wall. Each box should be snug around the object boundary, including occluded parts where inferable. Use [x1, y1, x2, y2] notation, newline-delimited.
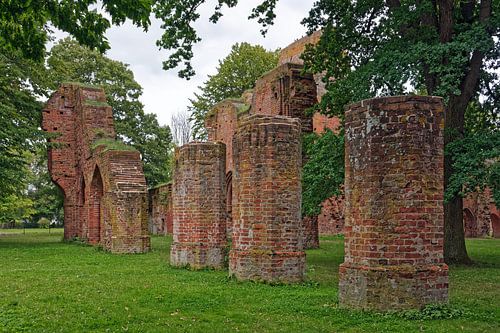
[42, 83, 150, 253]
[171, 142, 227, 269]
[148, 183, 173, 235]
[251, 63, 316, 133]
[463, 189, 500, 238]
[339, 96, 448, 310]
[229, 115, 305, 283]
[318, 193, 345, 235]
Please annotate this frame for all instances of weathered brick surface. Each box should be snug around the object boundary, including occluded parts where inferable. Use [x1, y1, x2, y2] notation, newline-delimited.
[148, 183, 173, 235]
[463, 188, 500, 238]
[318, 192, 345, 236]
[229, 115, 305, 283]
[42, 83, 150, 253]
[302, 216, 319, 249]
[339, 96, 449, 310]
[171, 142, 227, 269]
[251, 63, 316, 133]
[205, 99, 249, 236]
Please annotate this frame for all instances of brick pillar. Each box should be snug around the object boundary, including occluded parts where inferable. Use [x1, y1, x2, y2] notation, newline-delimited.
[170, 142, 227, 269]
[339, 96, 449, 310]
[229, 115, 305, 283]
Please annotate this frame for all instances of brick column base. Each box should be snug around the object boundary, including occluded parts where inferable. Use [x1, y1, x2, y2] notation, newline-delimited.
[339, 263, 448, 310]
[229, 250, 306, 283]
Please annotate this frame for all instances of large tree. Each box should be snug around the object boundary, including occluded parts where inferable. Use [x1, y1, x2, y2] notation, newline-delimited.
[189, 42, 278, 139]
[300, 0, 498, 264]
[47, 38, 173, 186]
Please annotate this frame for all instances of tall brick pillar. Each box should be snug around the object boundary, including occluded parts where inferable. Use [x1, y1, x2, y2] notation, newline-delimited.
[229, 115, 305, 283]
[170, 142, 227, 269]
[339, 96, 449, 310]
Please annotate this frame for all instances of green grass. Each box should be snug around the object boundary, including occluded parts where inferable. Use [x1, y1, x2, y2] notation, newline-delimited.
[0, 230, 498, 332]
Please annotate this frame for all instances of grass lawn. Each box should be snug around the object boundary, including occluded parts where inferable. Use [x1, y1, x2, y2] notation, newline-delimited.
[0, 229, 499, 332]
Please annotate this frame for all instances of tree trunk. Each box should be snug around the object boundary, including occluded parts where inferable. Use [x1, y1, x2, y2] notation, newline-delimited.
[443, 102, 471, 264]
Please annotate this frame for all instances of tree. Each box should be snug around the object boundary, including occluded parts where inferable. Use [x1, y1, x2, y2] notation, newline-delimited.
[0, 1, 276, 78]
[300, 0, 498, 264]
[302, 130, 345, 217]
[171, 111, 193, 146]
[0, 50, 47, 198]
[189, 42, 279, 139]
[47, 38, 173, 187]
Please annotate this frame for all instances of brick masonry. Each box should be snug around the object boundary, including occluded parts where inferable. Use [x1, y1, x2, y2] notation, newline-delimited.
[148, 183, 173, 235]
[339, 96, 449, 310]
[170, 142, 227, 269]
[42, 83, 150, 253]
[205, 99, 249, 237]
[251, 63, 316, 133]
[229, 115, 305, 283]
[463, 188, 500, 238]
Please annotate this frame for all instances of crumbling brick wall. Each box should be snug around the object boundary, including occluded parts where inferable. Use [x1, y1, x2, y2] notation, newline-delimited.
[42, 83, 150, 253]
[463, 189, 500, 238]
[339, 96, 448, 310]
[251, 63, 316, 133]
[171, 142, 227, 269]
[205, 99, 249, 236]
[148, 183, 173, 235]
[229, 115, 305, 283]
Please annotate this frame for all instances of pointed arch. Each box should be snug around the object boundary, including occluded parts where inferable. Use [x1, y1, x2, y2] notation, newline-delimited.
[88, 166, 103, 244]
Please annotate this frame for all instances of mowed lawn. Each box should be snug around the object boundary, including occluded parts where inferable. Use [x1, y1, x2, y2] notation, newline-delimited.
[0, 229, 499, 332]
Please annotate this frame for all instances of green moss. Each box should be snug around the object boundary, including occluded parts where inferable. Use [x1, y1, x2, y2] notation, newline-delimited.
[236, 103, 250, 115]
[84, 99, 110, 107]
[62, 81, 101, 89]
[91, 138, 137, 152]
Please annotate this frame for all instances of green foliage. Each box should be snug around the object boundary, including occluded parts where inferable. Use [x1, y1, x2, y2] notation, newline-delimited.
[302, 130, 344, 217]
[389, 304, 468, 321]
[0, 232, 499, 331]
[189, 42, 278, 139]
[38, 217, 50, 229]
[0, 195, 34, 225]
[301, 1, 499, 117]
[0, 1, 151, 62]
[91, 138, 138, 152]
[0, 51, 47, 198]
[446, 130, 500, 205]
[0, 1, 279, 78]
[47, 38, 173, 187]
[26, 149, 64, 225]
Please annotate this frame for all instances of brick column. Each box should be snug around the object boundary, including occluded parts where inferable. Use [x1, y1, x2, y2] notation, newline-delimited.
[229, 115, 305, 283]
[339, 96, 449, 310]
[170, 142, 227, 269]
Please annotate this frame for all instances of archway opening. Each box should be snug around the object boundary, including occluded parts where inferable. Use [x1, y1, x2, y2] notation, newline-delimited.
[88, 166, 103, 244]
[463, 208, 477, 238]
[491, 214, 500, 238]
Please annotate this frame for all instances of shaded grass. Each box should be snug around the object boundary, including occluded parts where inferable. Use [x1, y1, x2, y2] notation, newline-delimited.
[0, 230, 499, 332]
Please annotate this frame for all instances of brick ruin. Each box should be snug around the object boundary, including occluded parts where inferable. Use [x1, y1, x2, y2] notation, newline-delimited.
[42, 83, 150, 253]
[170, 142, 227, 269]
[339, 96, 448, 310]
[463, 189, 500, 238]
[148, 183, 173, 235]
[229, 115, 305, 283]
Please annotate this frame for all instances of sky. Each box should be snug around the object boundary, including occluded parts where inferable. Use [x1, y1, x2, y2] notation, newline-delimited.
[95, 0, 315, 127]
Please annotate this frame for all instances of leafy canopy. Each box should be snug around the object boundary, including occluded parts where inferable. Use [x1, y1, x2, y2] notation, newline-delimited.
[302, 130, 345, 217]
[0, 0, 278, 78]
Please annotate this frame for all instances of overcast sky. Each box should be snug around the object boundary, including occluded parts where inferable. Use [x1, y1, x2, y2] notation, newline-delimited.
[94, 1, 315, 127]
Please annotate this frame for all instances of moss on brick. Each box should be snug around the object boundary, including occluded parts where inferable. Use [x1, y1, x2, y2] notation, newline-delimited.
[63, 81, 102, 89]
[91, 138, 137, 152]
[84, 99, 110, 107]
